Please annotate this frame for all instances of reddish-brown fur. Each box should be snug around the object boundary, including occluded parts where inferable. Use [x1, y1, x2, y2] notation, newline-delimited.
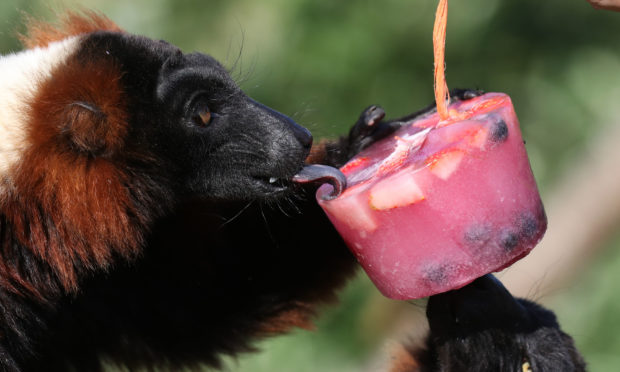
[388, 343, 421, 372]
[255, 303, 317, 336]
[3, 31, 139, 297]
[19, 11, 121, 49]
[305, 139, 330, 165]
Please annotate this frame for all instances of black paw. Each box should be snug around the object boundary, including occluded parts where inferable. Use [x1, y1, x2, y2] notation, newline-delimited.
[344, 89, 483, 160]
[449, 88, 484, 102]
[350, 105, 386, 139]
[346, 105, 386, 157]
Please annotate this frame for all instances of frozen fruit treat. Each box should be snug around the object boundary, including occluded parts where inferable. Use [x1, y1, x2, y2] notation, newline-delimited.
[316, 93, 546, 300]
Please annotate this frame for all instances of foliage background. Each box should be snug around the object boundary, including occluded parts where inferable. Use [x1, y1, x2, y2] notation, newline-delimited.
[2, 0, 620, 370]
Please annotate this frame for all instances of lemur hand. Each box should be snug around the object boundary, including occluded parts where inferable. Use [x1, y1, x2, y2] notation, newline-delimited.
[346, 88, 483, 159]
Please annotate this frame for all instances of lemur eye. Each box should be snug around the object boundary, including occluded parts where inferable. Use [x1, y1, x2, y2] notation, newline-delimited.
[193, 107, 212, 127]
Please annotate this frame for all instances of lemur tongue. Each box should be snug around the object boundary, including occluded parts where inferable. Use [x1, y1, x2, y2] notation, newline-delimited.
[293, 165, 346, 200]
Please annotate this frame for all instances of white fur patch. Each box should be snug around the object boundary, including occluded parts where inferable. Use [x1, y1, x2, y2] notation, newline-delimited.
[0, 36, 81, 190]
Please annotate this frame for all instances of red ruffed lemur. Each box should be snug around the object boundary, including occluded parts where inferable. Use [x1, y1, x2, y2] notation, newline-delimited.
[0, 11, 585, 372]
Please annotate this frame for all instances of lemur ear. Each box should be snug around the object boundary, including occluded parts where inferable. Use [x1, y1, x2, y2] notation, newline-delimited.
[30, 56, 129, 157]
[59, 57, 128, 157]
[62, 100, 126, 156]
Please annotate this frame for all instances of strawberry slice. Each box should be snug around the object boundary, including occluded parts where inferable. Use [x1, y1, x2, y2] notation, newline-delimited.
[369, 171, 425, 210]
[323, 186, 378, 232]
[469, 95, 507, 115]
[340, 157, 370, 175]
[427, 149, 464, 180]
[440, 123, 489, 151]
[464, 125, 489, 149]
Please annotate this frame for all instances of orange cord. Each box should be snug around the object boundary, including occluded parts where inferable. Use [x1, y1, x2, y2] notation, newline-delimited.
[433, 0, 449, 121]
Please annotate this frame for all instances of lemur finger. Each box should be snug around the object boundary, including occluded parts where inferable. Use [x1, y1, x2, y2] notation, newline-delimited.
[348, 105, 386, 141]
[449, 88, 484, 102]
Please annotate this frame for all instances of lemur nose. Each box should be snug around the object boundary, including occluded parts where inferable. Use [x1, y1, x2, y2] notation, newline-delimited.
[247, 98, 313, 150]
[291, 123, 313, 150]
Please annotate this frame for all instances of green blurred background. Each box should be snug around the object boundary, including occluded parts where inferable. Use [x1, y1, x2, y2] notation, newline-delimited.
[2, 0, 620, 370]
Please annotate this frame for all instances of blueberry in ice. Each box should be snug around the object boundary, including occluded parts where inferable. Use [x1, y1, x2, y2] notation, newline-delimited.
[464, 224, 492, 249]
[423, 263, 449, 285]
[489, 116, 509, 143]
[500, 230, 519, 252]
[518, 212, 539, 240]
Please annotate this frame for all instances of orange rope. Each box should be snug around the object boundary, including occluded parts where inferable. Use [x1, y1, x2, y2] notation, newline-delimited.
[433, 0, 449, 121]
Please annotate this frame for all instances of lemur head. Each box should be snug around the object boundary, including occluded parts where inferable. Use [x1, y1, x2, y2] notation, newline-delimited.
[0, 12, 316, 294]
[4, 12, 314, 202]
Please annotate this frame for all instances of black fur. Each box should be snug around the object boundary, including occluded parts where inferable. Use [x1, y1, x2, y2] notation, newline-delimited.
[413, 275, 586, 372]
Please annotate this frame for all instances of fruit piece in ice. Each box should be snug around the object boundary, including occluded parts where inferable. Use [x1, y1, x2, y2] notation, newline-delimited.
[369, 171, 425, 210]
[427, 149, 464, 180]
[321, 184, 378, 232]
[341, 157, 370, 175]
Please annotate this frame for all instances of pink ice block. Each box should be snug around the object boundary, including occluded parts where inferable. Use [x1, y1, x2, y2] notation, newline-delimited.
[317, 93, 546, 300]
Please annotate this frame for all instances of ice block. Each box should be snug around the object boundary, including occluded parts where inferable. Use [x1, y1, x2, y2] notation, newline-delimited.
[316, 93, 546, 300]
